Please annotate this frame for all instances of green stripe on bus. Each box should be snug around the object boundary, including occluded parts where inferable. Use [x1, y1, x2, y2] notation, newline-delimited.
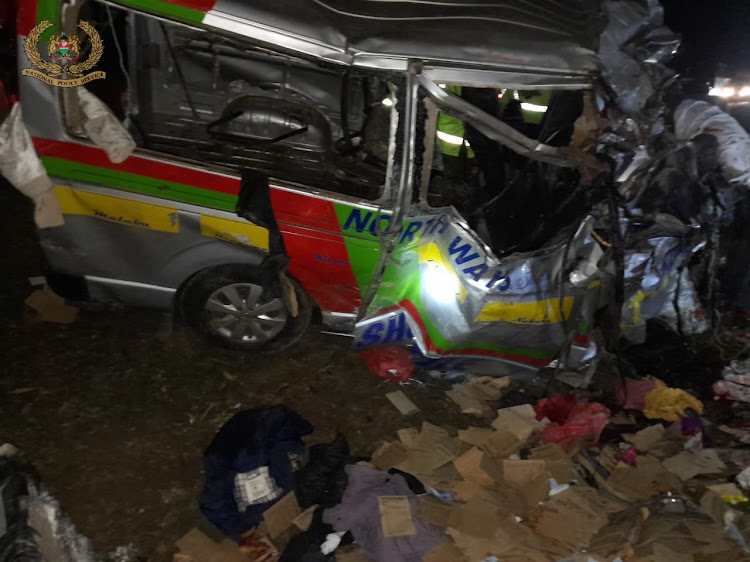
[36, 0, 59, 26]
[41, 157, 238, 211]
[109, 0, 205, 24]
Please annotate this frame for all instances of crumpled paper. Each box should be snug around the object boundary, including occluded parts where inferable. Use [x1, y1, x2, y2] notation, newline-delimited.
[76, 87, 135, 164]
[0, 103, 63, 228]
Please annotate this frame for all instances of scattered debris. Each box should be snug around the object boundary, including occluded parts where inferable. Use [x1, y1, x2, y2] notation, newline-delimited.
[199, 407, 312, 541]
[24, 285, 78, 324]
[175, 528, 248, 562]
[359, 347, 414, 382]
[1, 445, 96, 562]
[445, 376, 509, 417]
[385, 391, 420, 416]
[714, 359, 750, 403]
[178, 393, 750, 561]
[533, 395, 610, 450]
[642, 386, 704, 422]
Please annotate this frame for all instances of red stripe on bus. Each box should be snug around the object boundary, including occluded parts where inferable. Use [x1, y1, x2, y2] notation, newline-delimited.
[33, 138, 241, 195]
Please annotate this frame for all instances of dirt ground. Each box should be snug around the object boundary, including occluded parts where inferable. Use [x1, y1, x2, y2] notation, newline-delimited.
[0, 186, 470, 560]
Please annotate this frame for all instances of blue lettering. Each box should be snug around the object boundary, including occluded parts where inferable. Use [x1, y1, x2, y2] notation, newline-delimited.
[462, 263, 489, 281]
[434, 215, 448, 234]
[399, 221, 422, 245]
[448, 236, 480, 265]
[487, 270, 511, 291]
[343, 209, 372, 233]
[383, 314, 407, 344]
[369, 214, 392, 237]
[361, 322, 384, 345]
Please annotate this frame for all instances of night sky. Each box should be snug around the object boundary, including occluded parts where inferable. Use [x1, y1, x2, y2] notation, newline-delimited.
[662, 0, 750, 78]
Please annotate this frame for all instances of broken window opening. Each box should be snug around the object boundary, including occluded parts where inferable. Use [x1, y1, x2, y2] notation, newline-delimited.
[420, 82, 600, 258]
[62, 0, 393, 203]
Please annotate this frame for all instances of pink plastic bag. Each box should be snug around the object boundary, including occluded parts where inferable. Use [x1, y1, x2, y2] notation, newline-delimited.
[534, 394, 610, 450]
[359, 347, 414, 382]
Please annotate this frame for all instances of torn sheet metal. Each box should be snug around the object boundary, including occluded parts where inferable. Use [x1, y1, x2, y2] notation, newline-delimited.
[0, 103, 63, 228]
[598, 0, 679, 116]
[353, 208, 603, 373]
[76, 88, 136, 164]
[621, 223, 708, 343]
[198, 0, 602, 85]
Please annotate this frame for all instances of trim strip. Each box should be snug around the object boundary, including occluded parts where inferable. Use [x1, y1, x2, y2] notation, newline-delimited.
[85, 275, 177, 294]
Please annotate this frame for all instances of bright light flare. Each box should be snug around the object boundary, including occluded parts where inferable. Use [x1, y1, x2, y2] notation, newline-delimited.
[709, 86, 737, 97]
[422, 261, 461, 305]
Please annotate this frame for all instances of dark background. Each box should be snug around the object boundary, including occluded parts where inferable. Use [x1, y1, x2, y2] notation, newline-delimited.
[662, 0, 750, 79]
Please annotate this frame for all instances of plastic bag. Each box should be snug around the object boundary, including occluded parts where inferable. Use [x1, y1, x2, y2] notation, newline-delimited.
[76, 88, 135, 164]
[534, 395, 610, 450]
[0, 103, 63, 228]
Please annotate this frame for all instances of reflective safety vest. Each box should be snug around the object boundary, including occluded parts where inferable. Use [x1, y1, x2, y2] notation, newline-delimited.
[437, 85, 475, 158]
[515, 90, 551, 125]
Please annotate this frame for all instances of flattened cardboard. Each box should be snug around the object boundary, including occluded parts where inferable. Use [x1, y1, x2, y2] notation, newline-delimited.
[624, 424, 665, 452]
[292, 505, 317, 532]
[700, 489, 731, 524]
[529, 444, 569, 462]
[431, 462, 459, 483]
[503, 460, 546, 489]
[458, 427, 494, 447]
[447, 527, 516, 561]
[421, 422, 450, 445]
[397, 428, 422, 449]
[262, 491, 301, 539]
[176, 529, 220, 562]
[418, 496, 452, 528]
[422, 540, 467, 562]
[454, 447, 495, 487]
[371, 441, 409, 471]
[451, 479, 483, 502]
[606, 463, 682, 502]
[464, 378, 504, 400]
[24, 287, 78, 324]
[663, 450, 726, 481]
[484, 429, 523, 459]
[448, 499, 500, 539]
[395, 444, 455, 476]
[491, 410, 538, 443]
[532, 487, 608, 550]
[385, 391, 420, 416]
[378, 495, 416, 537]
[175, 528, 247, 562]
[446, 388, 493, 416]
[506, 404, 537, 420]
[236, 533, 277, 562]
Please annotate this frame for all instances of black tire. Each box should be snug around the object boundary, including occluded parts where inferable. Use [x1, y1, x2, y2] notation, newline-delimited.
[178, 264, 312, 353]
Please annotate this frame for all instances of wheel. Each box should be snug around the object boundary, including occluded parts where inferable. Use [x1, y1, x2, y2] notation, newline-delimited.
[178, 264, 312, 352]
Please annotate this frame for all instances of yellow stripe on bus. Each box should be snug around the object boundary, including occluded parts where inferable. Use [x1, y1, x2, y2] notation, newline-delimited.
[54, 185, 179, 233]
[199, 215, 269, 252]
[476, 297, 574, 324]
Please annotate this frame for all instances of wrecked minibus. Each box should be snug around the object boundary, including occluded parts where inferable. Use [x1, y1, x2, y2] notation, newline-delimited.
[5, 0, 743, 377]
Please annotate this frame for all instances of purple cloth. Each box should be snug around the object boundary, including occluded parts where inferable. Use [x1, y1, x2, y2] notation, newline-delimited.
[323, 465, 442, 561]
